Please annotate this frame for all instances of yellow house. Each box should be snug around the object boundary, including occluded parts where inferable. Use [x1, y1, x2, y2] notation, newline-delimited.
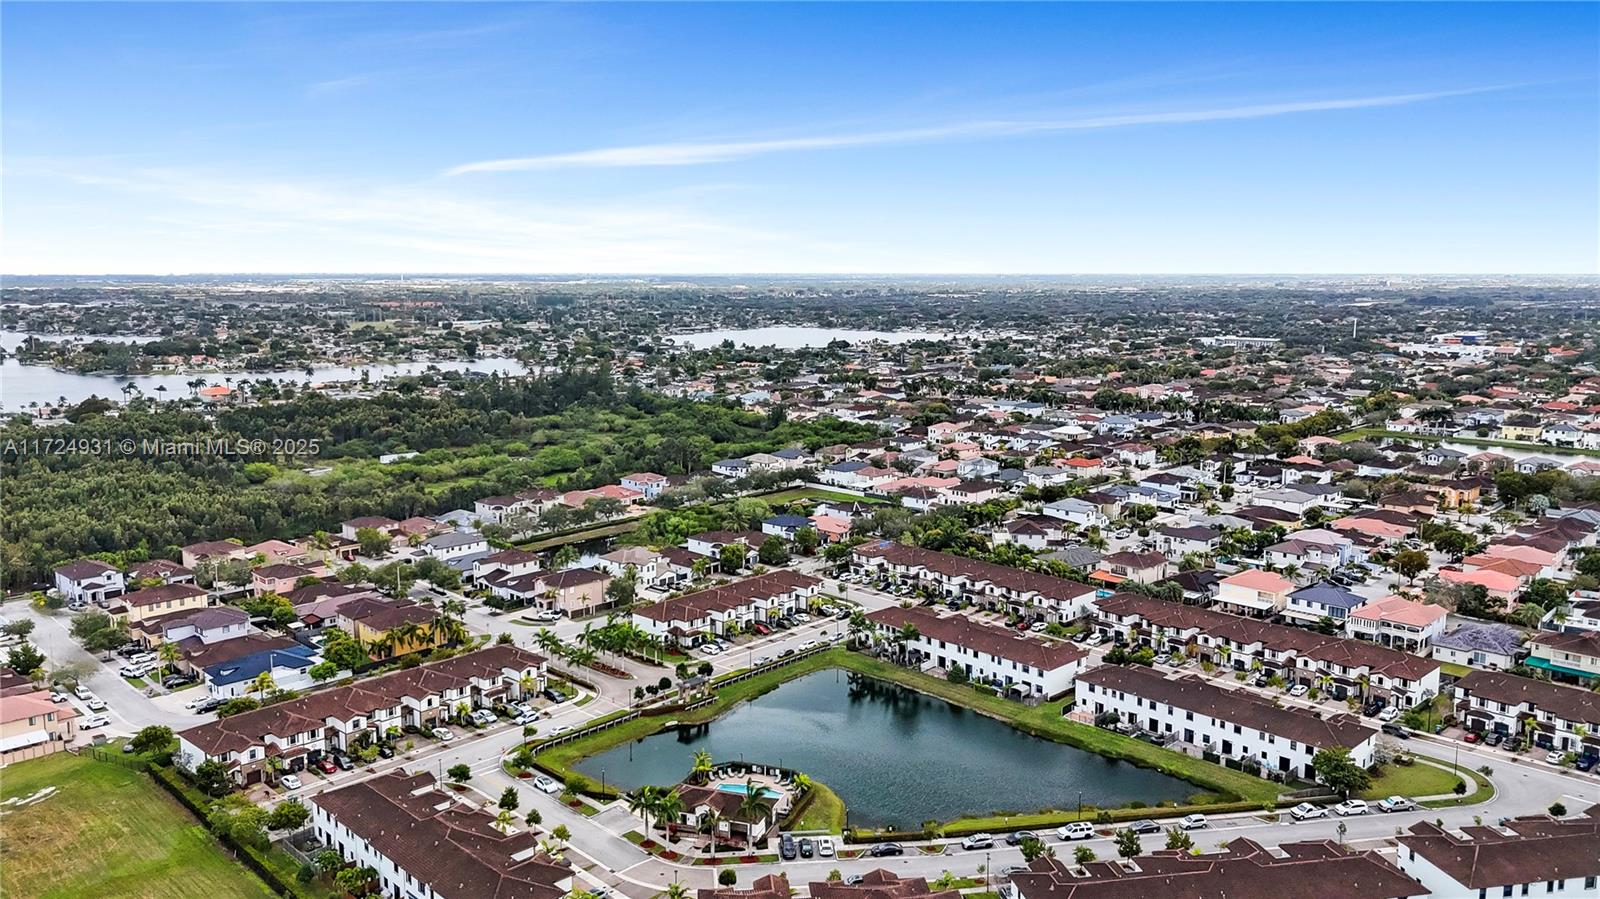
[114, 584, 210, 625]
[344, 601, 447, 660]
[1499, 422, 1544, 442]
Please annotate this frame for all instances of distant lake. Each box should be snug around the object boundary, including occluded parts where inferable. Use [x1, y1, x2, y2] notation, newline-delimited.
[0, 334, 525, 411]
[574, 670, 1191, 828]
[671, 326, 951, 350]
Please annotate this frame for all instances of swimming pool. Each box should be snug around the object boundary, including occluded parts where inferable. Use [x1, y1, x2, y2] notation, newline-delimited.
[715, 783, 782, 799]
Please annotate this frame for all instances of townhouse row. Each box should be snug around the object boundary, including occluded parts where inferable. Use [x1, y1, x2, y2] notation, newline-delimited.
[851, 541, 1099, 623]
[866, 605, 1090, 699]
[1094, 592, 1443, 708]
[175, 645, 546, 786]
[631, 570, 822, 646]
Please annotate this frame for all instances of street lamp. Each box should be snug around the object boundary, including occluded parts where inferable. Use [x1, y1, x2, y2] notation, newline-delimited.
[985, 851, 991, 892]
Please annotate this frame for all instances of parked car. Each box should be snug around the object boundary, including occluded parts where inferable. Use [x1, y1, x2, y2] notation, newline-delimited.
[377, 743, 395, 759]
[780, 835, 798, 860]
[1057, 822, 1095, 840]
[162, 674, 193, 688]
[1546, 750, 1568, 766]
[471, 708, 497, 726]
[280, 774, 303, 790]
[1179, 814, 1208, 830]
[86, 698, 107, 712]
[818, 837, 835, 857]
[753, 655, 771, 666]
[867, 842, 904, 857]
[542, 688, 565, 703]
[1000, 865, 1031, 877]
[1485, 731, 1504, 747]
[80, 714, 110, 729]
[1381, 723, 1412, 739]
[432, 727, 456, 742]
[1378, 707, 1401, 722]
[335, 755, 354, 771]
[798, 837, 815, 858]
[1124, 819, 1160, 834]
[1463, 732, 1480, 744]
[751, 623, 771, 636]
[534, 775, 561, 795]
[1290, 802, 1326, 820]
[74, 685, 94, 700]
[1378, 796, 1416, 813]
[1086, 633, 1105, 646]
[316, 758, 337, 774]
[1005, 830, 1040, 845]
[961, 834, 995, 850]
[1029, 621, 1048, 633]
[797, 640, 818, 652]
[49, 692, 68, 704]
[1334, 800, 1369, 817]
[1576, 755, 1598, 773]
[1288, 684, 1309, 697]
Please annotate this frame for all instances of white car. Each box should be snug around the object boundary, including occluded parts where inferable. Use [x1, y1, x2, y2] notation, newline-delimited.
[961, 834, 995, 850]
[797, 640, 818, 651]
[701, 645, 723, 656]
[818, 837, 835, 857]
[118, 666, 145, 678]
[1086, 633, 1106, 646]
[1290, 802, 1326, 820]
[74, 686, 94, 700]
[80, 714, 110, 729]
[534, 775, 561, 795]
[280, 774, 303, 790]
[1029, 622, 1047, 632]
[1288, 684, 1309, 697]
[1179, 814, 1208, 830]
[86, 698, 108, 712]
[1334, 800, 1369, 817]
[794, 613, 812, 623]
[1546, 750, 1567, 765]
[513, 711, 539, 726]
[754, 655, 772, 666]
[1056, 822, 1095, 840]
[1378, 707, 1401, 722]
[432, 727, 456, 742]
[471, 709, 497, 726]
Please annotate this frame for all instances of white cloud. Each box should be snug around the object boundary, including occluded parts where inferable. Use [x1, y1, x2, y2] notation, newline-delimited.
[445, 87, 1501, 175]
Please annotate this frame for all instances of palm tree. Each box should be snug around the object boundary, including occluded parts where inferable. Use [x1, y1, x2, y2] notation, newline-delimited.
[700, 809, 725, 860]
[664, 881, 691, 899]
[654, 788, 685, 840]
[690, 749, 714, 784]
[252, 670, 276, 702]
[494, 809, 515, 833]
[534, 628, 563, 656]
[894, 623, 919, 661]
[735, 779, 771, 843]
[157, 641, 180, 681]
[628, 785, 663, 835]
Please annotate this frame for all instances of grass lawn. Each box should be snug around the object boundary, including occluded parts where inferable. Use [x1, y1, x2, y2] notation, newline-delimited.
[757, 487, 885, 505]
[1335, 428, 1600, 458]
[1421, 761, 1496, 809]
[1358, 760, 1463, 800]
[792, 780, 847, 833]
[1, 752, 273, 899]
[539, 648, 1283, 811]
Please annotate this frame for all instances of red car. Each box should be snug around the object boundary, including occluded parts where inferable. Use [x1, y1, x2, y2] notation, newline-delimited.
[1463, 732, 1480, 744]
[316, 758, 338, 774]
[752, 623, 771, 636]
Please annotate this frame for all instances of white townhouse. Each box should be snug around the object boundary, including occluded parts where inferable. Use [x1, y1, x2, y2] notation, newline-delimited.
[423, 530, 490, 561]
[852, 541, 1099, 624]
[631, 570, 819, 646]
[175, 645, 546, 786]
[1042, 497, 1109, 529]
[1094, 592, 1443, 709]
[620, 472, 670, 499]
[1347, 595, 1448, 654]
[1077, 665, 1379, 781]
[310, 771, 573, 899]
[53, 559, 126, 606]
[1453, 670, 1600, 757]
[1397, 809, 1600, 899]
[869, 605, 1089, 699]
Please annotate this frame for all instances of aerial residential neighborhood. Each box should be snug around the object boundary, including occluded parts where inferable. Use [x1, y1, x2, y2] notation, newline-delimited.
[3, 2, 1598, 899]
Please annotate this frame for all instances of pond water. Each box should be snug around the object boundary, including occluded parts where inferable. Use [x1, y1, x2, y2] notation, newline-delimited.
[671, 326, 951, 350]
[574, 670, 1192, 828]
[0, 338, 525, 410]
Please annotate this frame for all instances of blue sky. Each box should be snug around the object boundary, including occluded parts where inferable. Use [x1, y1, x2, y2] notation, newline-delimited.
[4, 2, 1596, 274]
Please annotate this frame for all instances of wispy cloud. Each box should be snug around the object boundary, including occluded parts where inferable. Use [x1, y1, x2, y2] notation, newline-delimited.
[446, 87, 1502, 175]
[306, 73, 379, 97]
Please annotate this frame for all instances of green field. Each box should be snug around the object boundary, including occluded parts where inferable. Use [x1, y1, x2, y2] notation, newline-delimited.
[791, 779, 847, 833]
[0, 751, 272, 899]
[1358, 758, 1464, 800]
[1335, 428, 1600, 458]
[757, 487, 885, 505]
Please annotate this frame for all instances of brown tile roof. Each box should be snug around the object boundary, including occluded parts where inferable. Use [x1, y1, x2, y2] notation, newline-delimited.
[1010, 838, 1422, 899]
[310, 771, 571, 899]
[699, 873, 790, 899]
[810, 870, 961, 899]
[634, 570, 820, 623]
[1096, 593, 1439, 682]
[177, 645, 545, 756]
[869, 605, 1088, 672]
[1077, 665, 1376, 750]
[53, 558, 118, 580]
[1455, 670, 1600, 727]
[853, 542, 1095, 604]
[1398, 806, 1600, 888]
[123, 583, 208, 608]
